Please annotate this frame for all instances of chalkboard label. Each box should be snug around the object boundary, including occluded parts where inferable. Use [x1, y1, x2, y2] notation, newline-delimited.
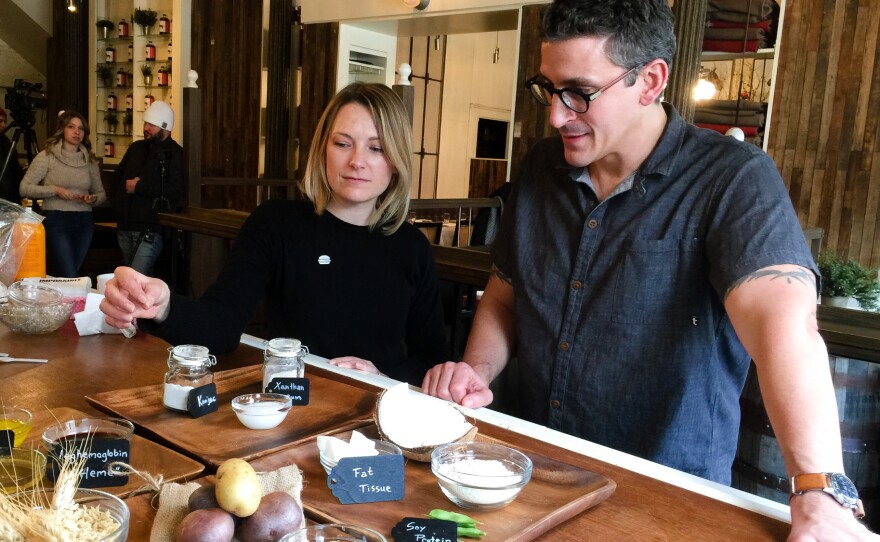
[48, 438, 130, 488]
[265, 377, 310, 405]
[391, 518, 457, 542]
[328, 454, 405, 504]
[187, 382, 219, 418]
[0, 430, 13, 455]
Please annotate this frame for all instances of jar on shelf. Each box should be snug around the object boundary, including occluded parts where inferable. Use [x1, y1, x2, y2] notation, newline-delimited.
[117, 19, 129, 38]
[125, 93, 133, 111]
[105, 45, 115, 63]
[116, 68, 128, 87]
[104, 139, 115, 157]
[144, 94, 155, 108]
[262, 338, 308, 391]
[106, 92, 118, 111]
[146, 41, 156, 61]
[167, 40, 172, 59]
[128, 43, 133, 61]
[157, 67, 168, 87]
[163, 345, 216, 412]
[159, 14, 171, 35]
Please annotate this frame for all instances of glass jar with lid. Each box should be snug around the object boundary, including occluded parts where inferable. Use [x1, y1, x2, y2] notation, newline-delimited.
[262, 338, 308, 392]
[163, 344, 216, 412]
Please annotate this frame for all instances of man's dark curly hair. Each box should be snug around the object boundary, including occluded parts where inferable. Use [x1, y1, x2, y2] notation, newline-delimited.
[541, 0, 676, 84]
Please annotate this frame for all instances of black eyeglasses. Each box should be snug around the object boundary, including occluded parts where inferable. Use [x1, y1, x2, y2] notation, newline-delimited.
[525, 66, 640, 113]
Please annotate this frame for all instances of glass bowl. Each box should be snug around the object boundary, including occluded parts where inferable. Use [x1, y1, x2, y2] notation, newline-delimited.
[431, 441, 533, 510]
[0, 405, 33, 447]
[0, 448, 47, 494]
[231, 393, 293, 430]
[0, 299, 73, 334]
[278, 524, 387, 542]
[318, 437, 402, 475]
[13, 487, 129, 541]
[8, 281, 62, 306]
[42, 417, 135, 456]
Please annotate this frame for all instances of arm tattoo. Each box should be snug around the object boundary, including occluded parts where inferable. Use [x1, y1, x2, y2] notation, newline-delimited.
[724, 267, 816, 300]
[490, 264, 513, 286]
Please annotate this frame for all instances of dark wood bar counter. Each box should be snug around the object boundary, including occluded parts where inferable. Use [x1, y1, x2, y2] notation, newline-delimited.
[0, 320, 792, 540]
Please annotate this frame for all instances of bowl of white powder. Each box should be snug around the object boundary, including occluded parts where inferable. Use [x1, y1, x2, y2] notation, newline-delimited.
[431, 441, 532, 510]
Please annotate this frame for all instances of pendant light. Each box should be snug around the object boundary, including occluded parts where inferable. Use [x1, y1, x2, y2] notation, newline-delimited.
[493, 32, 500, 64]
[67, 0, 78, 12]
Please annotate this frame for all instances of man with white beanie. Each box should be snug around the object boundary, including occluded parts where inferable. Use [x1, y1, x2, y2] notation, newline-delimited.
[110, 100, 183, 277]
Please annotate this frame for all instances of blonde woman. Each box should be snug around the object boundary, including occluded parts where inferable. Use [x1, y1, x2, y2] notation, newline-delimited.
[19, 111, 106, 277]
[101, 83, 448, 385]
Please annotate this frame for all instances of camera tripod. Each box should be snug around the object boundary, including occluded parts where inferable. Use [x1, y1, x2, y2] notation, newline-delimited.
[0, 118, 40, 187]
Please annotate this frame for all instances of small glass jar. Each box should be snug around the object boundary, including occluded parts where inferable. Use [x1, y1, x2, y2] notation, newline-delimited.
[262, 338, 308, 391]
[163, 345, 216, 412]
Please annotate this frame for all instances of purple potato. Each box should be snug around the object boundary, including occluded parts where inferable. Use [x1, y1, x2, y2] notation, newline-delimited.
[175, 508, 235, 542]
[188, 484, 220, 511]
[236, 492, 303, 542]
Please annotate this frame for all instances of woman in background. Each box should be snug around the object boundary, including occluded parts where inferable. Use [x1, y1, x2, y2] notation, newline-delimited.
[101, 83, 448, 386]
[19, 110, 106, 277]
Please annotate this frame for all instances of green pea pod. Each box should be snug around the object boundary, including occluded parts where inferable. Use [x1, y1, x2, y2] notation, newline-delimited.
[427, 509, 478, 527]
[457, 526, 487, 539]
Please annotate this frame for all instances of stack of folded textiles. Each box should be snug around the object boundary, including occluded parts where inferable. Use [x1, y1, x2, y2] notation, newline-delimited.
[704, 0, 780, 53]
[694, 98, 766, 143]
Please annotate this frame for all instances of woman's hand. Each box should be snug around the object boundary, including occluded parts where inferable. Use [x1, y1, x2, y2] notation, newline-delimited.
[53, 186, 76, 200]
[81, 194, 97, 203]
[329, 356, 381, 375]
[99, 266, 172, 328]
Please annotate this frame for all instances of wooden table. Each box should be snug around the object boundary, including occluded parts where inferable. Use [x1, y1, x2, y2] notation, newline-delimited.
[0, 320, 792, 541]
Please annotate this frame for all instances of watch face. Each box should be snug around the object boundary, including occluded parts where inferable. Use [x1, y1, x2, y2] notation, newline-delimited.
[829, 473, 859, 507]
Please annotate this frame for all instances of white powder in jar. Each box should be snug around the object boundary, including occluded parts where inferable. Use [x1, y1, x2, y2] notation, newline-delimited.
[436, 458, 523, 505]
[163, 383, 193, 411]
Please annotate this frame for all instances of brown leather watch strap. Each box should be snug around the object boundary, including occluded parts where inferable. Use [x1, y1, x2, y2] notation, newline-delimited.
[791, 473, 829, 493]
[791, 473, 866, 519]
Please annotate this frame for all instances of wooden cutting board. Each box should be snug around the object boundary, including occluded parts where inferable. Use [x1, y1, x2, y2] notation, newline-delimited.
[250, 424, 616, 542]
[86, 365, 378, 468]
[23, 407, 204, 498]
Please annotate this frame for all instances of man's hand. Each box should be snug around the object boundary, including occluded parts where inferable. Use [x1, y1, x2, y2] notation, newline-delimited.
[788, 492, 878, 541]
[422, 361, 494, 409]
[125, 177, 140, 194]
[100, 266, 171, 328]
[329, 356, 381, 375]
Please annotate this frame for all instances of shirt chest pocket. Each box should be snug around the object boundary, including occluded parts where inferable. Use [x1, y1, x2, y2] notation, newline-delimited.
[612, 238, 710, 326]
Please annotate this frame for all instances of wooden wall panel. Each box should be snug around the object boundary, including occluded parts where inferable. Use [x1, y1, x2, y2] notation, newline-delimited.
[191, 0, 262, 210]
[296, 22, 338, 179]
[768, 0, 880, 268]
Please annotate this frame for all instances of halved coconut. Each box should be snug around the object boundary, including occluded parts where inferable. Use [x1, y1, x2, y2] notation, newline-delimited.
[374, 383, 477, 461]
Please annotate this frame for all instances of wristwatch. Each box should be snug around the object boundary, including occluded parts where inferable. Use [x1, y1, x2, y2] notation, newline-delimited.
[790, 472, 865, 519]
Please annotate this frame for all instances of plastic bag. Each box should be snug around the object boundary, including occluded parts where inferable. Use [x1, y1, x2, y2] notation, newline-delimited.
[0, 198, 44, 288]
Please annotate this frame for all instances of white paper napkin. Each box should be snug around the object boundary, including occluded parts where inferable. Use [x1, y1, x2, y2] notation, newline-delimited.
[74, 292, 136, 337]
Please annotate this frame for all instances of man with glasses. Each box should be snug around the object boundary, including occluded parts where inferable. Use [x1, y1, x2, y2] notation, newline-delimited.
[424, 0, 874, 537]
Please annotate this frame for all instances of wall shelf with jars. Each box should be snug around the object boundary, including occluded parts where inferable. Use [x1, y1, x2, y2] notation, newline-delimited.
[90, 0, 184, 165]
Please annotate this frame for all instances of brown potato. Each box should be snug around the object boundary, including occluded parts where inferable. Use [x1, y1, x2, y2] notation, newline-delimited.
[188, 484, 220, 511]
[236, 492, 303, 542]
[176, 508, 235, 542]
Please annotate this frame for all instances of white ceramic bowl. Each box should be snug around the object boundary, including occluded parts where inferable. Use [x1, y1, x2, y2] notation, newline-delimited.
[319, 438, 402, 475]
[231, 393, 292, 430]
[431, 441, 532, 510]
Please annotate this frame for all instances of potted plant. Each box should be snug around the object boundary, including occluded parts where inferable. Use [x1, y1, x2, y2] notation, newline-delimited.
[105, 110, 119, 134]
[96, 19, 114, 39]
[133, 8, 158, 35]
[817, 251, 880, 310]
[95, 64, 113, 87]
[122, 111, 133, 135]
[141, 63, 153, 86]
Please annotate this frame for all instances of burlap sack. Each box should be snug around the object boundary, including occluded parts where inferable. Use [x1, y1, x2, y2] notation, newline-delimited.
[150, 464, 304, 542]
